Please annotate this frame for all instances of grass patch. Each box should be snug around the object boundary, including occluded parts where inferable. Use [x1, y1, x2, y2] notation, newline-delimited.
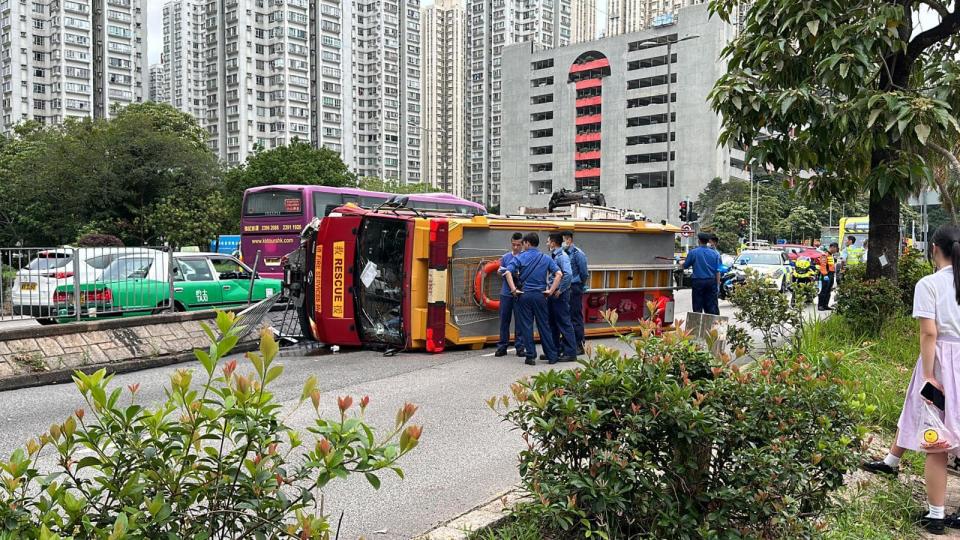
[798, 314, 919, 434]
[801, 314, 924, 539]
[824, 472, 923, 539]
[468, 515, 543, 540]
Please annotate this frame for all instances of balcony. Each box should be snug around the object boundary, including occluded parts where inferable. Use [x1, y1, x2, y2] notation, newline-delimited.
[575, 132, 601, 143]
[575, 114, 601, 126]
[575, 168, 600, 178]
[575, 78, 602, 90]
[575, 151, 601, 161]
[575, 95, 601, 108]
[569, 58, 609, 73]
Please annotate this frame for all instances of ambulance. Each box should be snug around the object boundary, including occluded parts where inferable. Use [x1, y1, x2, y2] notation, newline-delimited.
[287, 204, 679, 352]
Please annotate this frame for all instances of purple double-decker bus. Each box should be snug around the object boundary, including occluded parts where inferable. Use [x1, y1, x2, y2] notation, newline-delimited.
[240, 185, 486, 278]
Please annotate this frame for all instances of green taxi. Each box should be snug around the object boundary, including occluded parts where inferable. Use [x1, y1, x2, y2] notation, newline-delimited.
[53, 251, 282, 320]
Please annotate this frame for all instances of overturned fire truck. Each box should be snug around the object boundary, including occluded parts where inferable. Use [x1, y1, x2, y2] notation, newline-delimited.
[285, 205, 678, 352]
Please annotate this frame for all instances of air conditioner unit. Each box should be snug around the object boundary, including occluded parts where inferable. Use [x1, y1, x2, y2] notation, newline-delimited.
[537, 188, 549, 195]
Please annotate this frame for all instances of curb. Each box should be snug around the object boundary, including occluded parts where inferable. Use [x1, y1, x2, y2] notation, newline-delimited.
[414, 489, 527, 540]
[0, 341, 260, 392]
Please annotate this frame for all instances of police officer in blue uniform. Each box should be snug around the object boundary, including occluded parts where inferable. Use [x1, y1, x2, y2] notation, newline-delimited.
[544, 233, 578, 362]
[495, 233, 525, 357]
[504, 232, 563, 365]
[562, 230, 588, 354]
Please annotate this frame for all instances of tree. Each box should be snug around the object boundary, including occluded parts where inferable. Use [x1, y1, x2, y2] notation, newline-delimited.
[0, 103, 220, 246]
[358, 177, 438, 194]
[709, 0, 960, 282]
[147, 192, 231, 249]
[222, 140, 356, 227]
[777, 206, 821, 243]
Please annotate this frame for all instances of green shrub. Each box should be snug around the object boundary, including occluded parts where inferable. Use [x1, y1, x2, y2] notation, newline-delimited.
[1, 265, 14, 291]
[491, 331, 866, 539]
[898, 249, 934, 308]
[76, 233, 124, 247]
[835, 275, 903, 336]
[0, 312, 423, 538]
[726, 325, 752, 357]
[729, 270, 803, 351]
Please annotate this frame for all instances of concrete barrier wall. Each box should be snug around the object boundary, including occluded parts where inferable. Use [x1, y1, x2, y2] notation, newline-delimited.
[0, 312, 260, 389]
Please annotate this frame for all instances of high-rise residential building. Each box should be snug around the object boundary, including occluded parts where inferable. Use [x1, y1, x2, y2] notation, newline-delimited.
[309, 0, 352, 162]
[149, 63, 168, 102]
[0, 0, 147, 132]
[343, 0, 423, 183]
[571, 0, 597, 43]
[202, 0, 313, 165]
[161, 0, 204, 119]
[163, 0, 423, 181]
[466, 0, 572, 209]
[422, 0, 465, 196]
[605, 0, 702, 37]
[501, 3, 745, 223]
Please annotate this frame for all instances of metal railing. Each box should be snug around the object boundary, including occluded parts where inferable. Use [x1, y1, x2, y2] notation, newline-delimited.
[0, 246, 280, 327]
[0, 246, 173, 325]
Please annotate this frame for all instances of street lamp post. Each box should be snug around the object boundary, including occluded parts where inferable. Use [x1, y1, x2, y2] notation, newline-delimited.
[635, 34, 699, 223]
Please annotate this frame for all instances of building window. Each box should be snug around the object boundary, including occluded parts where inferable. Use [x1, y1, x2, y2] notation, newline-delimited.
[627, 34, 678, 51]
[530, 180, 553, 194]
[625, 151, 675, 164]
[626, 93, 676, 109]
[576, 177, 600, 192]
[531, 128, 553, 138]
[531, 162, 553, 173]
[627, 53, 677, 71]
[626, 112, 676, 127]
[626, 171, 675, 189]
[531, 76, 553, 87]
[531, 111, 553, 122]
[625, 132, 674, 145]
[626, 72, 677, 90]
[531, 93, 554, 105]
[531, 145, 552, 155]
[531, 59, 555, 70]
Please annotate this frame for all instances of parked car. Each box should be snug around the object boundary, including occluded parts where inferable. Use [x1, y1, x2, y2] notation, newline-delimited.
[772, 244, 823, 262]
[52, 252, 282, 320]
[733, 250, 792, 292]
[11, 247, 158, 321]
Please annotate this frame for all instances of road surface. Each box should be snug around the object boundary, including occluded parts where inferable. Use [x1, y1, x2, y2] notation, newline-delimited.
[0, 290, 823, 538]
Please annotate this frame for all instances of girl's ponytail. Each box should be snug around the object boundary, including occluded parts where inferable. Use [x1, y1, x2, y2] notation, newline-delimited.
[931, 225, 960, 305]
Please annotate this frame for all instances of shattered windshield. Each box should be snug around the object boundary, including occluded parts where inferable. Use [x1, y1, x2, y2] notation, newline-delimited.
[354, 217, 408, 346]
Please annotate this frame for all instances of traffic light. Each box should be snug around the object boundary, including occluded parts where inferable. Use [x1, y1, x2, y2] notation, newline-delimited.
[679, 200, 688, 222]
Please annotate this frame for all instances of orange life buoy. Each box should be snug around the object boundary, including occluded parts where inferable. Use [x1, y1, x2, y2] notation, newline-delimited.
[474, 259, 502, 311]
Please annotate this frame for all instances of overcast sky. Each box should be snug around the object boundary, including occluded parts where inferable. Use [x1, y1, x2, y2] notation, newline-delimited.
[148, 2, 162, 64]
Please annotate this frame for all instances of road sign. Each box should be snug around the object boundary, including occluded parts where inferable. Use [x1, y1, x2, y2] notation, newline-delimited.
[680, 224, 694, 237]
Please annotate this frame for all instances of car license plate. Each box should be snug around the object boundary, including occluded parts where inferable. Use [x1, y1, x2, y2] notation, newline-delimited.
[20, 282, 37, 291]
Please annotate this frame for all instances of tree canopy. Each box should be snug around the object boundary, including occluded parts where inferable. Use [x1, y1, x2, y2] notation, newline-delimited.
[222, 140, 357, 226]
[0, 103, 221, 247]
[709, 0, 960, 280]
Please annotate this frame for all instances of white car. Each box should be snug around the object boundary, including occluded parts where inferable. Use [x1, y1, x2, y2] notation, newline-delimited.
[11, 247, 160, 320]
[733, 250, 792, 292]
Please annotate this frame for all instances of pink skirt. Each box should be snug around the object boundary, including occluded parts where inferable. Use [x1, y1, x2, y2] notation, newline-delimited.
[897, 335, 960, 453]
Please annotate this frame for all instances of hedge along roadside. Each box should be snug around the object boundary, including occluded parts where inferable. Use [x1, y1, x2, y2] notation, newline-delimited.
[0, 311, 424, 539]
[487, 326, 869, 539]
